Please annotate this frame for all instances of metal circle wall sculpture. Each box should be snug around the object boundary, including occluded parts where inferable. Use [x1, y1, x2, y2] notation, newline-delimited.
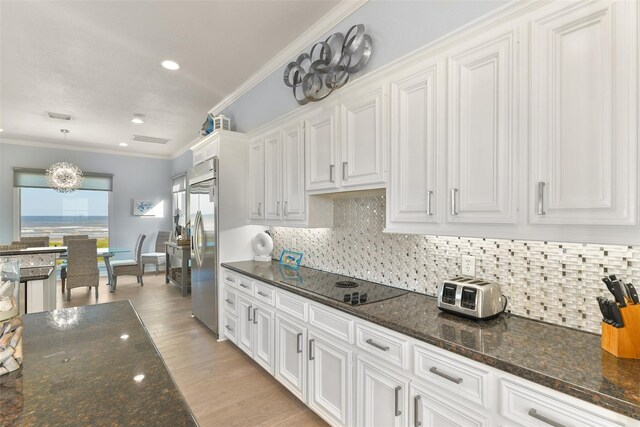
[283, 24, 372, 105]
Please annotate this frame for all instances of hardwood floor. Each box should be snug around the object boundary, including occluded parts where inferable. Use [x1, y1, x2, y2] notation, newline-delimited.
[57, 274, 327, 427]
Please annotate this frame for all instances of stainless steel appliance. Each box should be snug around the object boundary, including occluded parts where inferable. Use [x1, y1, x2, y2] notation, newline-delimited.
[189, 158, 219, 333]
[437, 277, 505, 320]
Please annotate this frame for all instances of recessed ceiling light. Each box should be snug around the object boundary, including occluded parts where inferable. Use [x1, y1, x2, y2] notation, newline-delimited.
[0, 128, 3, 132]
[161, 60, 180, 70]
[119, 142, 129, 147]
[131, 113, 146, 124]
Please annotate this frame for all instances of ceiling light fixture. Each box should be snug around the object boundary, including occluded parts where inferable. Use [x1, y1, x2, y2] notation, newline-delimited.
[161, 60, 180, 70]
[119, 142, 129, 147]
[46, 129, 83, 193]
[0, 128, 3, 132]
[131, 113, 146, 124]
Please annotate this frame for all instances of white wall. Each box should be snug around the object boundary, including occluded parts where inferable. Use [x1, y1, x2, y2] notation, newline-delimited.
[0, 141, 173, 257]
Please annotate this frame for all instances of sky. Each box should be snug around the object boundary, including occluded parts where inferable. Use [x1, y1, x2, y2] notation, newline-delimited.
[21, 188, 108, 216]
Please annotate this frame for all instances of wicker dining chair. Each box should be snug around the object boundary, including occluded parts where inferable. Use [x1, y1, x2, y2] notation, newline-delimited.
[141, 231, 171, 274]
[65, 238, 99, 301]
[111, 234, 146, 290]
[61, 235, 89, 294]
[20, 236, 50, 247]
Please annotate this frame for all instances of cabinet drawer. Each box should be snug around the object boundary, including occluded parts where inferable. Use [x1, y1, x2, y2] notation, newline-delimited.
[223, 286, 238, 315]
[237, 275, 254, 296]
[414, 344, 490, 408]
[500, 379, 626, 427]
[254, 282, 275, 306]
[355, 322, 409, 369]
[222, 270, 238, 289]
[223, 312, 237, 344]
[309, 303, 354, 344]
[275, 290, 308, 322]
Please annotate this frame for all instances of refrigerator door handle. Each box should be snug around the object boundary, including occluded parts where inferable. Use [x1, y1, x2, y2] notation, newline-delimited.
[193, 211, 204, 267]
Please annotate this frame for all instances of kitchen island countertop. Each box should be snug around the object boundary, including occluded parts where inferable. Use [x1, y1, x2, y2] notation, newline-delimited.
[0, 301, 197, 426]
[223, 260, 640, 421]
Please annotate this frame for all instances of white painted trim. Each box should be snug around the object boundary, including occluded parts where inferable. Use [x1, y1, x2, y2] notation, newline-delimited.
[0, 137, 171, 160]
[207, 0, 369, 117]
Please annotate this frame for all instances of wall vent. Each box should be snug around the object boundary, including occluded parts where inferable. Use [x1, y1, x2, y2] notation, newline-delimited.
[47, 112, 72, 120]
[131, 135, 170, 144]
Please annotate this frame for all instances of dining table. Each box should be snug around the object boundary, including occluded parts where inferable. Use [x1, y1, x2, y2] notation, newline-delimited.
[59, 247, 130, 293]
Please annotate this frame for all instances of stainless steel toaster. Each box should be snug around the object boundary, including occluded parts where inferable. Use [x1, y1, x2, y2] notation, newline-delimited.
[437, 277, 505, 320]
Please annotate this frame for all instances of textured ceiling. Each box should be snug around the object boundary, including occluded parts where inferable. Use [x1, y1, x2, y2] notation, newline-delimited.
[0, 0, 339, 157]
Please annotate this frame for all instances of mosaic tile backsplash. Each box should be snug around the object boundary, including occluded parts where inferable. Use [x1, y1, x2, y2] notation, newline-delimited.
[271, 195, 639, 334]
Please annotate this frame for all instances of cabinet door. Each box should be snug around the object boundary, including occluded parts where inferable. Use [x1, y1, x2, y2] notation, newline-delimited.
[530, 0, 637, 225]
[249, 139, 265, 220]
[282, 123, 306, 221]
[447, 28, 518, 224]
[236, 296, 253, 356]
[264, 131, 283, 220]
[307, 331, 352, 427]
[305, 107, 340, 191]
[253, 304, 275, 375]
[388, 62, 441, 226]
[341, 87, 386, 188]
[410, 383, 488, 427]
[356, 357, 409, 427]
[275, 315, 306, 402]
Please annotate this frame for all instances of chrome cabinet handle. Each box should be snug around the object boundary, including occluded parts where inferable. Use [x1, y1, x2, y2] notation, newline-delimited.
[276, 201, 280, 215]
[247, 305, 253, 321]
[240, 283, 249, 289]
[296, 333, 303, 354]
[329, 165, 335, 182]
[427, 190, 433, 216]
[225, 325, 232, 332]
[429, 367, 463, 384]
[258, 202, 262, 216]
[308, 339, 315, 360]
[257, 291, 269, 297]
[450, 188, 458, 216]
[528, 409, 566, 427]
[394, 386, 402, 417]
[414, 395, 422, 426]
[253, 308, 258, 324]
[284, 201, 288, 216]
[366, 338, 390, 351]
[225, 298, 233, 304]
[342, 161, 348, 181]
[537, 182, 546, 215]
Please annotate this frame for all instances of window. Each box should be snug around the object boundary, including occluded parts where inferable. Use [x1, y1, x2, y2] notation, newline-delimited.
[172, 173, 187, 232]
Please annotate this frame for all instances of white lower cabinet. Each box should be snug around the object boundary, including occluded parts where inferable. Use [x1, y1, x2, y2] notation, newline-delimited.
[236, 295, 253, 357]
[357, 356, 410, 427]
[410, 382, 488, 427]
[252, 304, 275, 374]
[307, 331, 353, 427]
[275, 314, 307, 402]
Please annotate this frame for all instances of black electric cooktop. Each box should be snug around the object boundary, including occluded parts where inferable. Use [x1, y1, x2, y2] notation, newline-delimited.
[275, 265, 408, 306]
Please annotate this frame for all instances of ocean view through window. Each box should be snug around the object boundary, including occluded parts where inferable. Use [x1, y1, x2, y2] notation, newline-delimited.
[20, 188, 109, 247]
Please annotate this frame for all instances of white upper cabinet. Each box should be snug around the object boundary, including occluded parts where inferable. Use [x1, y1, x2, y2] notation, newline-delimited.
[447, 27, 518, 224]
[387, 60, 442, 228]
[282, 123, 306, 221]
[305, 107, 340, 192]
[341, 87, 386, 188]
[529, 0, 638, 226]
[263, 131, 283, 221]
[248, 138, 265, 220]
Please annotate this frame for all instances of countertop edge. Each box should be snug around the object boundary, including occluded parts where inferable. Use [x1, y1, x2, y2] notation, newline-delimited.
[221, 262, 639, 421]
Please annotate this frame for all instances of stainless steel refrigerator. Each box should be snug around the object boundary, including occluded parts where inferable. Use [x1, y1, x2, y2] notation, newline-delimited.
[189, 158, 218, 333]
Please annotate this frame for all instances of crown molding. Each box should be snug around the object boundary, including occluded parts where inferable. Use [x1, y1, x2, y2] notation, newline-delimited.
[207, 0, 368, 117]
[0, 136, 171, 160]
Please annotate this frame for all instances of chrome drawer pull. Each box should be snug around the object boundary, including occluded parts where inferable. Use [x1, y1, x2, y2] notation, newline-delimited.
[225, 298, 233, 304]
[253, 308, 258, 324]
[225, 325, 232, 331]
[330, 165, 335, 183]
[450, 188, 458, 216]
[426, 190, 433, 216]
[247, 305, 252, 321]
[343, 161, 348, 181]
[394, 386, 402, 417]
[257, 291, 269, 298]
[284, 201, 288, 216]
[366, 339, 390, 351]
[414, 395, 422, 426]
[429, 367, 463, 384]
[528, 409, 566, 427]
[309, 339, 315, 360]
[537, 182, 546, 215]
[240, 283, 250, 289]
[296, 333, 303, 354]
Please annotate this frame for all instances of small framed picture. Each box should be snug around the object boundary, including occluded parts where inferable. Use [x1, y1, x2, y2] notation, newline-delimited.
[133, 199, 160, 216]
[278, 249, 303, 271]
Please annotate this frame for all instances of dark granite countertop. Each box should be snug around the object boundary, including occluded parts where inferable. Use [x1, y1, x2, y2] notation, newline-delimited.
[0, 247, 66, 256]
[0, 301, 198, 426]
[20, 267, 54, 282]
[223, 260, 640, 420]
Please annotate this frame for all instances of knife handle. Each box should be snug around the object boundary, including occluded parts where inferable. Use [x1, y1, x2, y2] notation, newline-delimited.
[611, 280, 627, 308]
[609, 302, 624, 328]
[626, 283, 640, 304]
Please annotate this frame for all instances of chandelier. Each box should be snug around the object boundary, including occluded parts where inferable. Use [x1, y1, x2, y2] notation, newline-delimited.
[46, 129, 83, 193]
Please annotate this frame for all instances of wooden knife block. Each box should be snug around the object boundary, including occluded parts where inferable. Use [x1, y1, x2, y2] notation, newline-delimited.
[601, 304, 640, 359]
